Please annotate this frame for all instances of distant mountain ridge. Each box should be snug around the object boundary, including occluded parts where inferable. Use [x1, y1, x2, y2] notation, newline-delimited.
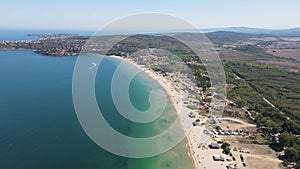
[200, 27, 300, 36]
[205, 31, 258, 44]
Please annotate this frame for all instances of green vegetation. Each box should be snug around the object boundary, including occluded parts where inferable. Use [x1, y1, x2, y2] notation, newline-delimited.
[225, 61, 300, 134]
[272, 133, 300, 167]
[221, 142, 231, 155]
[113, 34, 300, 167]
[206, 31, 256, 45]
[235, 44, 295, 62]
[224, 61, 300, 167]
[2, 32, 300, 166]
[285, 147, 299, 163]
[187, 63, 211, 90]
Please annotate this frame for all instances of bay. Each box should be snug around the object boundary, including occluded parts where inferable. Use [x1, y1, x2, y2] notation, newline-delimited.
[0, 49, 193, 169]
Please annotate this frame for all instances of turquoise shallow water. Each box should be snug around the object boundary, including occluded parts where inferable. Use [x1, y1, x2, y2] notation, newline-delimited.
[0, 50, 193, 169]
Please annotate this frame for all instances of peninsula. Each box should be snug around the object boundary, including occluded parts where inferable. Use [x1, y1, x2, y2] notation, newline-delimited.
[1, 31, 300, 168]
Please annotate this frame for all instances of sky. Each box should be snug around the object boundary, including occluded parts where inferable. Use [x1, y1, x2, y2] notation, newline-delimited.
[0, 0, 300, 30]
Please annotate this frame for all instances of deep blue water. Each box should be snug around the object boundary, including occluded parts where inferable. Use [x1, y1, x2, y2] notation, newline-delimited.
[0, 50, 128, 169]
[0, 28, 193, 169]
[0, 29, 94, 40]
[0, 50, 193, 169]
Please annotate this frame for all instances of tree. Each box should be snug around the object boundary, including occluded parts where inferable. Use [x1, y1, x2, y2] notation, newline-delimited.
[221, 142, 231, 155]
[279, 132, 297, 147]
[285, 147, 299, 162]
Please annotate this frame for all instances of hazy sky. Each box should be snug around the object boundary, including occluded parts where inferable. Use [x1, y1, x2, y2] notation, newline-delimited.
[1, 0, 299, 30]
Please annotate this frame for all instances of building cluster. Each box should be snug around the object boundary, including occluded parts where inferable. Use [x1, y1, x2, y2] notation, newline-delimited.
[37, 45, 82, 56]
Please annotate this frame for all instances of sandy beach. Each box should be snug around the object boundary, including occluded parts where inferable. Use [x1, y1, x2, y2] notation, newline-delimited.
[108, 55, 199, 169]
[108, 55, 284, 169]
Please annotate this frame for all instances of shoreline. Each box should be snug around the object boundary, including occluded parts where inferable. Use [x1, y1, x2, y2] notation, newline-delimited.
[108, 55, 198, 169]
[108, 55, 286, 169]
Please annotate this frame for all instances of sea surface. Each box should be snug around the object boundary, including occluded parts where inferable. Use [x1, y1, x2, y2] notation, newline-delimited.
[0, 35, 193, 169]
[0, 29, 94, 40]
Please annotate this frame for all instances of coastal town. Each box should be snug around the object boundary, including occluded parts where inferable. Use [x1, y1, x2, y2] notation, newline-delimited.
[0, 34, 87, 56]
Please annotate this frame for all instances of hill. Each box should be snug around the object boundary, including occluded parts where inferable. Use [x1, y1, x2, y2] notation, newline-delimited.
[201, 27, 300, 37]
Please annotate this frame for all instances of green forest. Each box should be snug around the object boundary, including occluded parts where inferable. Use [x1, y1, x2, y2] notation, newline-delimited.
[224, 61, 300, 167]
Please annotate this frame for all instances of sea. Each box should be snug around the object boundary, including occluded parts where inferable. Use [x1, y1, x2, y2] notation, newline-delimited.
[0, 30, 193, 169]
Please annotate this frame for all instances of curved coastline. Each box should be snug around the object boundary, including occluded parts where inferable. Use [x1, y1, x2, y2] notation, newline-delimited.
[109, 55, 197, 169]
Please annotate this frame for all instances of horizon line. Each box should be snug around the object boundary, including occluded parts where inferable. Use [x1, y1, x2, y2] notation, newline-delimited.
[0, 26, 300, 32]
